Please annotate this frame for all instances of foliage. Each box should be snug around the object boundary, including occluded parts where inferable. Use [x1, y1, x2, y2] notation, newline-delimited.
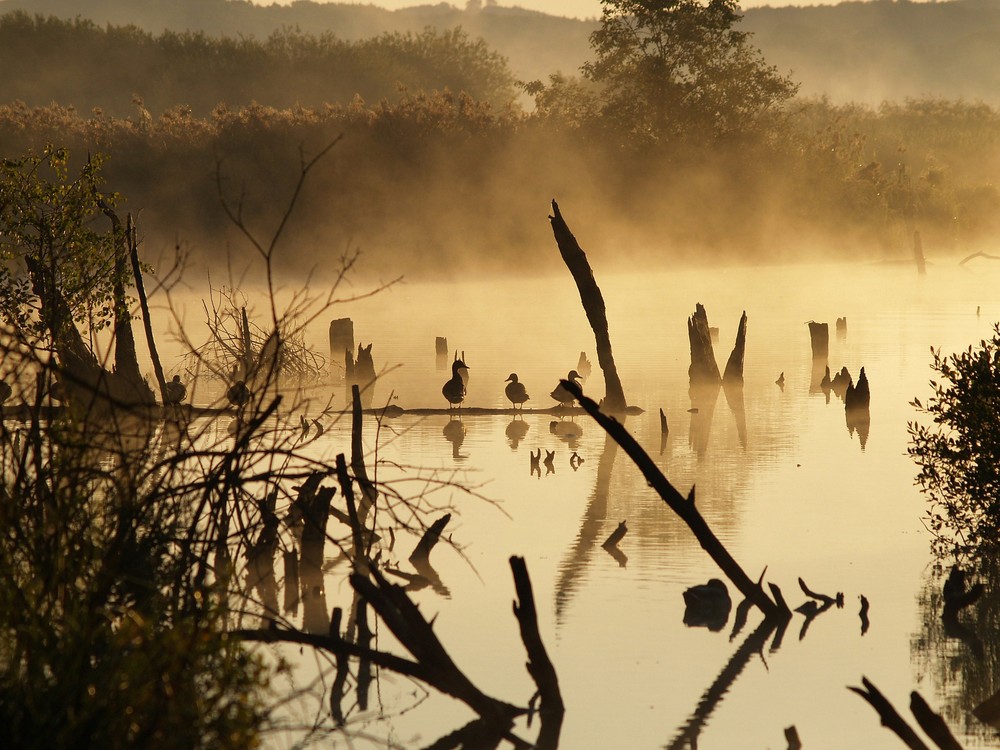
[0, 147, 128, 346]
[908, 327, 1000, 558]
[581, 0, 798, 142]
[0, 12, 519, 117]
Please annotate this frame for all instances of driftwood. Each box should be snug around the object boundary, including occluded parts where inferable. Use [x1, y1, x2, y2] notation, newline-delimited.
[850, 679, 962, 750]
[560, 378, 788, 619]
[602, 520, 628, 549]
[548, 200, 626, 411]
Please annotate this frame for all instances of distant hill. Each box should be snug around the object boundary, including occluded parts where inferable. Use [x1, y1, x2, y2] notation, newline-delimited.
[742, 0, 1000, 105]
[0, 0, 594, 87]
[3, 0, 1000, 105]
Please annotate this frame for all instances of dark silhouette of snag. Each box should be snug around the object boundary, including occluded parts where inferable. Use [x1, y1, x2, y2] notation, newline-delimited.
[688, 303, 722, 385]
[560, 377, 788, 619]
[723, 311, 748, 384]
[548, 200, 627, 411]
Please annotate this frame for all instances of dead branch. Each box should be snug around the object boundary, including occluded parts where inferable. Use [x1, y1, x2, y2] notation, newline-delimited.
[560, 377, 786, 619]
[548, 200, 626, 411]
[849, 677, 932, 750]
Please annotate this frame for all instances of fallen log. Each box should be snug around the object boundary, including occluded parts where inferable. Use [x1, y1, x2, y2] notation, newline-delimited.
[560, 378, 787, 619]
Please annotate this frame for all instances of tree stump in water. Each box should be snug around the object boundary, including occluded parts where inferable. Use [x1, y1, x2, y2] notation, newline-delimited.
[723, 311, 748, 385]
[808, 321, 829, 360]
[688, 303, 722, 385]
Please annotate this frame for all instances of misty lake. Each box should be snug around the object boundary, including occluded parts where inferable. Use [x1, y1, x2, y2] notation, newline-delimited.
[165, 259, 1000, 749]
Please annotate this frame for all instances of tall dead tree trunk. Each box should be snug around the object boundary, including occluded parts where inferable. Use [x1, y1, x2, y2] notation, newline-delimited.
[723, 311, 748, 385]
[688, 303, 721, 385]
[548, 200, 626, 412]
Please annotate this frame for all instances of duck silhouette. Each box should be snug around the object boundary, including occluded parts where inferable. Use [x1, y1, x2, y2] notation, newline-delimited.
[442, 358, 468, 409]
[163, 374, 186, 405]
[550, 370, 582, 408]
[504, 373, 529, 410]
[682, 578, 732, 631]
[227, 379, 250, 408]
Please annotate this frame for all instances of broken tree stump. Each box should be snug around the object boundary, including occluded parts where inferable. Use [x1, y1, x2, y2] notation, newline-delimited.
[688, 303, 722, 385]
[548, 200, 626, 411]
[329, 318, 355, 378]
[808, 321, 829, 360]
[723, 311, 748, 385]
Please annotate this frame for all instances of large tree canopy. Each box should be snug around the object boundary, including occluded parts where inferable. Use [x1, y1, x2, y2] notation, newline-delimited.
[583, 0, 798, 142]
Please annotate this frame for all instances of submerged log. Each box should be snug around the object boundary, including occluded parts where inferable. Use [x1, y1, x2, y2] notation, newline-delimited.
[688, 303, 721, 385]
[548, 200, 626, 411]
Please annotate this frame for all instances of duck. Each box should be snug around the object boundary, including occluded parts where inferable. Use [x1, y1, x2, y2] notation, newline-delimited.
[682, 578, 732, 631]
[227, 379, 251, 408]
[550, 370, 582, 407]
[442, 358, 468, 409]
[504, 373, 529, 410]
[163, 374, 186, 405]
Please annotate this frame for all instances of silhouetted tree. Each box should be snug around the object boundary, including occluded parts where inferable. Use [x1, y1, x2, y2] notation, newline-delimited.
[582, 0, 797, 142]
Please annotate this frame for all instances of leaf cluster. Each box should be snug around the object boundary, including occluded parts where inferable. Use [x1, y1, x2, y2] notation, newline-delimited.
[0, 147, 128, 346]
[908, 327, 1000, 558]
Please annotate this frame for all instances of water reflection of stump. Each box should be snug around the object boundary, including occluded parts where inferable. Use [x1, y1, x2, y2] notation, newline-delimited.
[722, 381, 747, 448]
[688, 384, 721, 458]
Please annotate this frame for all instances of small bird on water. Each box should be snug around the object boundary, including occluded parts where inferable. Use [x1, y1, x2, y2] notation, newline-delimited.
[504, 373, 529, 410]
[442, 358, 469, 409]
[163, 374, 186, 404]
[227, 379, 250, 408]
[550, 370, 582, 408]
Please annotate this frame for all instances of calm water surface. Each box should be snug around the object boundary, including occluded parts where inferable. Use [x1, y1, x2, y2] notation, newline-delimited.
[164, 261, 1000, 748]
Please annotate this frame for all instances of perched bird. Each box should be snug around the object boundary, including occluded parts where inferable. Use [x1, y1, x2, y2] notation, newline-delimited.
[227, 379, 251, 408]
[442, 358, 468, 409]
[550, 370, 582, 407]
[504, 373, 529, 410]
[682, 578, 732, 631]
[163, 374, 186, 405]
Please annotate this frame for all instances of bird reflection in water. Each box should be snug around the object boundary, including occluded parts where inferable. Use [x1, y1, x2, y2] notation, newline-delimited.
[549, 419, 583, 450]
[683, 578, 732, 632]
[505, 417, 529, 449]
[443, 417, 467, 460]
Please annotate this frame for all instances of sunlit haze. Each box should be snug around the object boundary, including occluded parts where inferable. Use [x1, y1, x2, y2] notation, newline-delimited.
[247, 0, 873, 21]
